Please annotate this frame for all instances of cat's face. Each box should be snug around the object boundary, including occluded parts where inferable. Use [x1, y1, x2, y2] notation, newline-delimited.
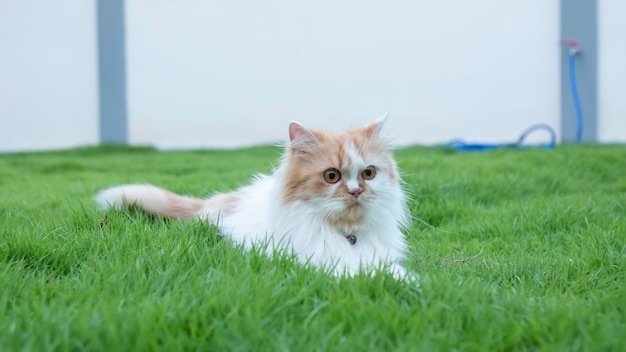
[282, 118, 401, 232]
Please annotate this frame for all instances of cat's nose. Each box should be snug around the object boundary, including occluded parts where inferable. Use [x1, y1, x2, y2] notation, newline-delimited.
[349, 189, 362, 199]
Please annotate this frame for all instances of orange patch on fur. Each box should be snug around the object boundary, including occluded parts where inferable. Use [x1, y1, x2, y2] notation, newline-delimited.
[325, 204, 366, 232]
[164, 191, 204, 220]
[281, 122, 400, 232]
[205, 192, 239, 218]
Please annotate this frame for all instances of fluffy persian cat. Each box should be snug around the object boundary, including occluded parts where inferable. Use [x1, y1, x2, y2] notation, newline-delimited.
[96, 117, 415, 280]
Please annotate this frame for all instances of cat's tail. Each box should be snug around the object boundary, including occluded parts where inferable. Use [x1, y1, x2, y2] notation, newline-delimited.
[95, 184, 204, 220]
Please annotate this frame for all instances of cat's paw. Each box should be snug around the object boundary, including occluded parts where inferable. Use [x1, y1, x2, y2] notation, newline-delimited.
[389, 263, 420, 285]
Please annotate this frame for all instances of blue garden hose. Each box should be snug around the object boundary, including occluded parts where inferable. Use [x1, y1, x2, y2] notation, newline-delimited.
[444, 124, 557, 152]
[568, 50, 583, 143]
[444, 121, 557, 152]
[445, 45, 583, 151]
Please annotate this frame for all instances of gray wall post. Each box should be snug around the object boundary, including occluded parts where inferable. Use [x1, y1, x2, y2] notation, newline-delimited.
[97, 0, 128, 144]
[560, 0, 597, 143]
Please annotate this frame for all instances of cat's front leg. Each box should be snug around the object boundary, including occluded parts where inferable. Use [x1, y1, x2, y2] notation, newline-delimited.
[389, 263, 420, 285]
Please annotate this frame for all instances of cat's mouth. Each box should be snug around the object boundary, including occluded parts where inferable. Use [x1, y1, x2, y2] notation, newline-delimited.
[347, 200, 361, 208]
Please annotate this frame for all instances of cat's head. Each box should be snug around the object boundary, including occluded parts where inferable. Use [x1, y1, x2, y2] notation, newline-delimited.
[281, 116, 405, 233]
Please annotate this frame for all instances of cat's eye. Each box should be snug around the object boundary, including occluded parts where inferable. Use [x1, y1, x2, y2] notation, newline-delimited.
[323, 168, 341, 184]
[361, 166, 377, 180]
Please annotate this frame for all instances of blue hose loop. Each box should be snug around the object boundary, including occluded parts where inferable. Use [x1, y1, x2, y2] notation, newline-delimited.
[444, 122, 557, 152]
[444, 40, 583, 152]
[516, 123, 557, 148]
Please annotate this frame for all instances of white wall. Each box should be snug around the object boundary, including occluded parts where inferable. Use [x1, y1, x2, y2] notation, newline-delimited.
[0, 0, 99, 152]
[126, 0, 560, 148]
[598, 0, 626, 143]
[3, 1, 623, 151]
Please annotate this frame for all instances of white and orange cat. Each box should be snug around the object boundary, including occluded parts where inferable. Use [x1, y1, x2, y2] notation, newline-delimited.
[96, 117, 415, 279]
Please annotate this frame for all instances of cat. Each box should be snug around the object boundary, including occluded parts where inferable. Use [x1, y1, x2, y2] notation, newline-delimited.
[96, 117, 415, 280]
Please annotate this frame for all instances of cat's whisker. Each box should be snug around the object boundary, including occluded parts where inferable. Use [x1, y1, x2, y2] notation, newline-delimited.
[408, 214, 453, 234]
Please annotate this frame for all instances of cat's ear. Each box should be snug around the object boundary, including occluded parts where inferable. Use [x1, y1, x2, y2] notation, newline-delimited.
[289, 122, 318, 153]
[364, 112, 388, 138]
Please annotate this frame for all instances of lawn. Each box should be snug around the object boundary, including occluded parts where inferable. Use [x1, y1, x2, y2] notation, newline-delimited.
[1, 144, 625, 351]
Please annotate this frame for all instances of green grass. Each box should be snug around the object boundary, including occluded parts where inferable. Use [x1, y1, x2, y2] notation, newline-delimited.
[1, 144, 625, 351]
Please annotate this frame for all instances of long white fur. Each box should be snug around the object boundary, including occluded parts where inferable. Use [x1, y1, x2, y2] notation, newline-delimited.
[96, 121, 415, 280]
